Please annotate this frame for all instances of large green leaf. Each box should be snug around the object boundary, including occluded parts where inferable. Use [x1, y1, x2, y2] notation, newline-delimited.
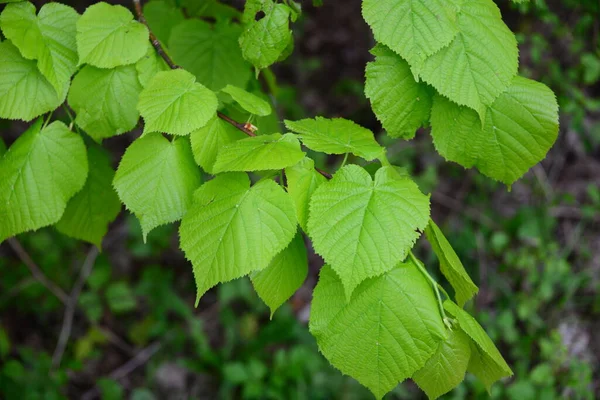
[362, 0, 459, 74]
[310, 262, 447, 399]
[0, 138, 5, 157]
[113, 134, 201, 240]
[0, 1, 79, 93]
[169, 20, 251, 91]
[431, 76, 559, 185]
[56, 146, 121, 248]
[0, 41, 67, 121]
[284, 157, 327, 233]
[251, 231, 307, 316]
[365, 45, 433, 139]
[179, 173, 297, 301]
[284, 117, 383, 161]
[68, 65, 142, 142]
[212, 133, 305, 173]
[444, 301, 513, 390]
[137, 69, 218, 136]
[143, 0, 184, 45]
[239, 3, 292, 70]
[419, 0, 518, 120]
[0, 120, 88, 242]
[76, 2, 149, 68]
[425, 220, 478, 307]
[222, 84, 272, 116]
[412, 328, 472, 399]
[308, 165, 430, 298]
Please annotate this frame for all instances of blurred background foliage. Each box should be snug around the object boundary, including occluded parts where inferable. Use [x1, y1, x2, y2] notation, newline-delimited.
[0, 0, 599, 398]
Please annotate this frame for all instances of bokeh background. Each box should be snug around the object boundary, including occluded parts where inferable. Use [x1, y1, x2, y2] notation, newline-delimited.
[1, 0, 599, 399]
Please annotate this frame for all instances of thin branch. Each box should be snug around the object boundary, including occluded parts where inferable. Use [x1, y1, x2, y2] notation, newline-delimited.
[217, 111, 256, 137]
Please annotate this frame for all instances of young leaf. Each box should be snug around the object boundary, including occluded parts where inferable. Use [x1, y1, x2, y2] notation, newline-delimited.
[0, 41, 67, 121]
[308, 165, 430, 298]
[212, 133, 305, 173]
[425, 219, 478, 307]
[137, 69, 218, 136]
[239, 3, 292, 70]
[169, 20, 252, 91]
[221, 84, 272, 116]
[418, 0, 518, 120]
[444, 301, 513, 390]
[412, 328, 472, 400]
[76, 2, 149, 68]
[179, 173, 297, 301]
[284, 157, 327, 232]
[0, 120, 88, 242]
[190, 115, 247, 174]
[284, 117, 383, 161]
[68, 65, 142, 142]
[142, 0, 184, 45]
[362, 0, 459, 75]
[56, 146, 121, 248]
[113, 134, 201, 240]
[0, 1, 79, 93]
[365, 45, 433, 139]
[430, 76, 559, 185]
[251, 231, 308, 316]
[310, 262, 447, 399]
[135, 45, 169, 88]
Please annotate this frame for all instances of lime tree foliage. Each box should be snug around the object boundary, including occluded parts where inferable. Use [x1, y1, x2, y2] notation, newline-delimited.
[0, 0, 557, 397]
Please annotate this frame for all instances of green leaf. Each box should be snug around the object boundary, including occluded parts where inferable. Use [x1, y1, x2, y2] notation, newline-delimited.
[251, 231, 307, 316]
[310, 262, 447, 399]
[431, 76, 559, 185]
[76, 2, 149, 68]
[0, 41, 67, 121]
[222, 84, 272, 116]
[212, 133, 305, 173]
[425, 220, 478, 307]
[143, 0, 184, 44]
[444, 301, 513, 390]
[0, 138, 5, 157]
[308, 165, 430, 298]
[418, 0, 518, 120]
[239, 3, 292, 70]
[113, 133, 201, 240]
[412, 328, 472, 399]
[135, 45, 169, 88]
[284, 157, 327, 232]
[179, 173, 297, 301]
[56, 146, 121, 248]
[365, 45, 433, 139]
[0, 120, 88, 242]
[169, 20, 252, 91]
[284, 117, 383, 161]
[137, 69, 218, 136]
[68, 65, 142, 142]
[0, 1, 79, 93]
[362, 0, 459, 74]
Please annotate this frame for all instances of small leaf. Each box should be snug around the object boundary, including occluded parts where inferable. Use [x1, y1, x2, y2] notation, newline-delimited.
[308, 165, 430, 298]
[251, 231, 307, 316]
[310, 262, 446, 399]
[284, 117, 383, 161]
[430, 76, 559, 185]
[412, 329, 472, 399]
[135, 45, 170, 88]
[56, 146, 121, 248]
[68, 64, 142, 142]
[143, 0, 184, 44]
[284, 157, 326, 232]
[180, 173, 297, 301]
[76, 2, 149, 68]
[137, 69, 218, 136]
[425, 219, 478, 307]
[113, 133, 201, 240]
[222, 84, 272, 116]
[0, 120, 88, 242]
[213, 133, 305, 173]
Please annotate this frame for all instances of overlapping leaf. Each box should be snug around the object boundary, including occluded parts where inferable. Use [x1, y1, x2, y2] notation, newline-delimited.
[285, 157, 327, 232]
[179, 173, 297, 301]
[308, 165, 430, 298]
[0, 120, 88, 242]
[135, 45, 169, 88]
[222, 84, 272, 116]
[310, 261, 446, 399]
[143, 0, 184, 44]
